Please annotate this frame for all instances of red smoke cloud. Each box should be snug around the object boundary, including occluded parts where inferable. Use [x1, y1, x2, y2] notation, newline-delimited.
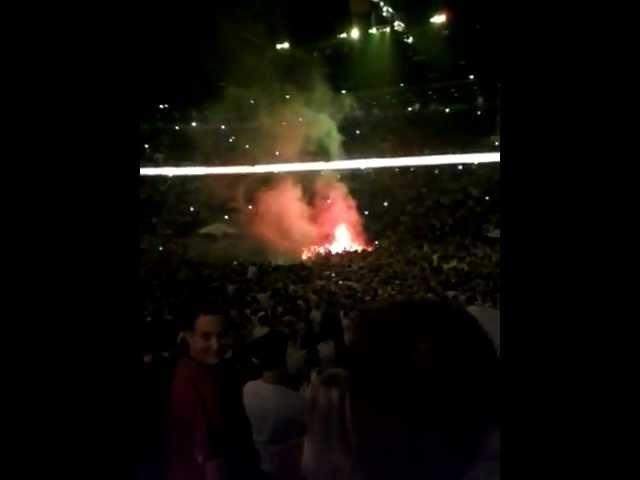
[245, 175, 370, 259]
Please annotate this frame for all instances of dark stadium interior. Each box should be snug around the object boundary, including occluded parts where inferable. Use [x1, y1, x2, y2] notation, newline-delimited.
[139, 2, 500, 479]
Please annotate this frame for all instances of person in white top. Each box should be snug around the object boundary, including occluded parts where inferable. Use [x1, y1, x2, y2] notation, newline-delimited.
[243, 331, 306, 478]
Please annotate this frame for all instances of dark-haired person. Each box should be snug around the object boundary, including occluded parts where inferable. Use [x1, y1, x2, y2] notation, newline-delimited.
[243, 330, 306, 480]
[349, 299, 500, 480]
[168, 309, 257, 480]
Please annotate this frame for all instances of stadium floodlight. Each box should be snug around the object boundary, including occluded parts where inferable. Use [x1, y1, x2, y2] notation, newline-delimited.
[430, 13, 447, 24]
[140, 153, 500, 176]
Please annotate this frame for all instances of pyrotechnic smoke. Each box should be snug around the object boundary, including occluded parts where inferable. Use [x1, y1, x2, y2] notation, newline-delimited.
[179, 24, 362, 260]
[244, 175, 369, 259]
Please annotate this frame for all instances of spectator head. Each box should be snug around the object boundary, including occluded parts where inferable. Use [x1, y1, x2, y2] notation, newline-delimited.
[349, 299, 498, 479]
[253, 330, 288, 375]
[182, 304, 230, 366]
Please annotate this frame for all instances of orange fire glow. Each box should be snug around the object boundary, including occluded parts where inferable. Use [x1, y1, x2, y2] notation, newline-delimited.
[301, 223, 372, 260]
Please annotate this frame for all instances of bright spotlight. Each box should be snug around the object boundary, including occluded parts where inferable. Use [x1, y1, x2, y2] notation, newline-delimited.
[337, 32, 348, 39]
[350, 27, 360, 40]
[430, 13, 448, 24]
[275, 41, 290, 50]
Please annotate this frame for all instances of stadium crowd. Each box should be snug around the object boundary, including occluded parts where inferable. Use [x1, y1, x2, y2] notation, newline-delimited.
[138, 163, 500, 480]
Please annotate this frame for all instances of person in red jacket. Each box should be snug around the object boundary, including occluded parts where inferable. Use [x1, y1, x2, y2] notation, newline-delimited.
[168, 305, 256, 480]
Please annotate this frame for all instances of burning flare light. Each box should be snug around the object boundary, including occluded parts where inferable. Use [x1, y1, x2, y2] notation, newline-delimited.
[301, 223, 371, 260]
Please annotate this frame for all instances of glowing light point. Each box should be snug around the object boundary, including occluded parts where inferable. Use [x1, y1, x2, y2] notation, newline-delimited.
[337, 32, 348, 39]
[458, 165, 464, 170]
[245, 144, 250, 149]
[383, 201, 389, 207]
[220, 124, 226, 130]
[248, 205, 253, 210]
[364, 210, 369, 215]
[285, 94, 291, 99]
[485, 196, 490, 201]
[350, 27, 360, 40]
[445, 107, 451, 113]
[191, 121, 197, 126]
[469, 74, 475, 80]
[356, 129, 361, 135]
[430, 13, 448, 24]
[189, 206, 195, 212]
[275, 151, 280, 156]
[224, 215, 229, 220]
[174, 125, 180, 130]
[144, 144, 149, 149]
[341, 89, 347, 94]
[275, 41, 290, 50]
